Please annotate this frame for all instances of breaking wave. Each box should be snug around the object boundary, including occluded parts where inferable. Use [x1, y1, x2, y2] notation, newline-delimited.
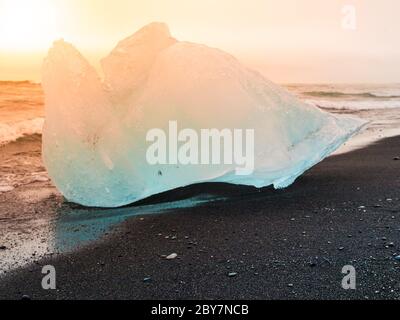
[303, 91, 400, 99]
[0, 118, 44, 146]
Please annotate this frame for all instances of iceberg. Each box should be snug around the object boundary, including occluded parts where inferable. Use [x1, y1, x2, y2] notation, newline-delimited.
[42, 22, 366, 208]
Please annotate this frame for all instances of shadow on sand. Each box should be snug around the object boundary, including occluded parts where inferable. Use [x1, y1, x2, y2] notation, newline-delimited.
[53, 136, 398, 252]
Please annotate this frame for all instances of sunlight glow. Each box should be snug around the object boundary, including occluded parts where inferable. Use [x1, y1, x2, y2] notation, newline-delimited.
[0, 0, 60, 51]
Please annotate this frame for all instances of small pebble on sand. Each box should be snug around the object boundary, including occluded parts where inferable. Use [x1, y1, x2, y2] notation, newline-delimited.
[166, 253, 178, 260]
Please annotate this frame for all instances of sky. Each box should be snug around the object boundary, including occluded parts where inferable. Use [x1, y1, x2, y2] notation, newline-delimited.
[0, 0, 400, 83]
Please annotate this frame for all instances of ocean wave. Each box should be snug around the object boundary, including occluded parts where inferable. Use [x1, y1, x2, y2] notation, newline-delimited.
[0, 80, 37, 86]
[303, 91, 400, 99]
[306, 99, 400, 110]
[0, 118, 44, 145]
[285, 83, 400, 100]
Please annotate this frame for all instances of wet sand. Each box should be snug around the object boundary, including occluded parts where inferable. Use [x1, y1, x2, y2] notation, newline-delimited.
[0, 134, 400, 299]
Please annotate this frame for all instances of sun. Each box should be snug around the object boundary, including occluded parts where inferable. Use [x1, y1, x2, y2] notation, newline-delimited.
[0, 0, 60, 51]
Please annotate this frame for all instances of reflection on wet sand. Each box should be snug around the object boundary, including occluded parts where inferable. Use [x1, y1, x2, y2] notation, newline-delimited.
[54, 195, 226, 252]
[0, 191, 225, 274]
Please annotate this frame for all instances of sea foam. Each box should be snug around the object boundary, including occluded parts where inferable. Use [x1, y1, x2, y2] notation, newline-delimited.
[0, 118, 44, 145]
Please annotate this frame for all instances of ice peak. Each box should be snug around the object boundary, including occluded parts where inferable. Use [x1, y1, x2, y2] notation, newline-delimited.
[117, 22, 173, 48]
[44, 39, 87, 75]
[134, 22, 171, 38]
[50, 39, 74, 51]
[53, 38, 65, 45]
[101, 22, 177, 99]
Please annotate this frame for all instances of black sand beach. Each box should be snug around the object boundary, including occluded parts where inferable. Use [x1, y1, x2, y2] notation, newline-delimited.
[0, 134, 400, 300]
